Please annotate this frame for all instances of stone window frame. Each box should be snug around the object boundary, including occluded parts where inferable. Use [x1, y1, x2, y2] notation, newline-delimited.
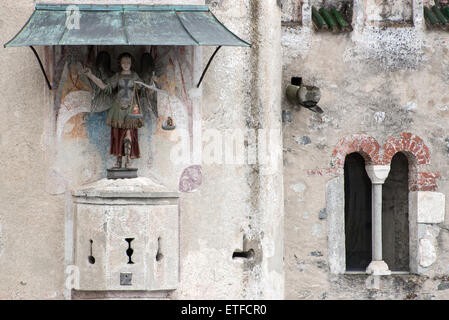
[281, 0, 304, 25]
[359, 0, 425, 29]
[325, 133, 445, 275]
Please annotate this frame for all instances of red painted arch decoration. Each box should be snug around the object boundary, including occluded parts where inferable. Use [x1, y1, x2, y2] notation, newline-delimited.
[382, 132, 430, 166]
[308, 132, 440, 191]
[331, 134, 381, 168]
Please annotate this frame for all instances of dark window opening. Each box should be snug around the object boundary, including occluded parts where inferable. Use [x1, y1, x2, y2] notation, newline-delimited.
[382, 152, 409, 272]
[344, 152, 372, 271]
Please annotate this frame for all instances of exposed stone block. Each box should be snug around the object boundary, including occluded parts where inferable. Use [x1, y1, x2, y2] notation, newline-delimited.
[419, 238, 436, 268]
[410, 191, 445, 224]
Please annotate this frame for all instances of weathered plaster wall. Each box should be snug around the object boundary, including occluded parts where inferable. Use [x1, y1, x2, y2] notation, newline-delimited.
[8, 0, 449, 301]
[0, 0, 283, 299]
[0, 1, 65, 299]
[283, 0, 449, 299]
[172, 0, 284, 299]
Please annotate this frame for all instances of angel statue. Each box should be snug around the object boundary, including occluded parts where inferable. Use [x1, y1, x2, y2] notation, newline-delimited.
[139, 52, 159, 119]
[81, 52, 146, 169]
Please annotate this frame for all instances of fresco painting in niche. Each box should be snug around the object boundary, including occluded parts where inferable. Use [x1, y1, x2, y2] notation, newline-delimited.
[366, 0, 413, 26]
[46, 46, 196, 194]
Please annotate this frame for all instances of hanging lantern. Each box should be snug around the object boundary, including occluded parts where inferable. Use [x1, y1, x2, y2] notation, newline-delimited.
[128, 84, 144, 120]
[162, 116, 176, 130]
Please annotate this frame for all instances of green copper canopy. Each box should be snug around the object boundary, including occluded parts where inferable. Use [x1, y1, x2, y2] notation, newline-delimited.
[4, 4, 250, 47]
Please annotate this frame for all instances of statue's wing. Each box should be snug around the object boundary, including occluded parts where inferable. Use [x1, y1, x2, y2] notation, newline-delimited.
[90, 52, 114, 113]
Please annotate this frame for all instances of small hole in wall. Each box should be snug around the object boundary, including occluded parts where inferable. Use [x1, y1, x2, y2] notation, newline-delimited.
[232, 249, 255, 260]
[156, 237, 164, 262]
[88, 239, 95, 265]
[125, 238, 135, 264]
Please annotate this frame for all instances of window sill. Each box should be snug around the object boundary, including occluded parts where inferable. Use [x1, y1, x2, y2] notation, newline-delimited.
[344, 271, 410, 275]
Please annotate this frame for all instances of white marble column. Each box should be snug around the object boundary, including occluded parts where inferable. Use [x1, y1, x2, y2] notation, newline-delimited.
[365, 165, 391, 275]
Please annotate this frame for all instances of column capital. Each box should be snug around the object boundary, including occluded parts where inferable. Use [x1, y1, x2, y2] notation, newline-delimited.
[365, 165, 391, 184]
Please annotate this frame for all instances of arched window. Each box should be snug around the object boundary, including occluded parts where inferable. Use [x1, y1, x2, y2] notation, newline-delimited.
[344, 153, 372, 271]
[382, 152, 409, 271]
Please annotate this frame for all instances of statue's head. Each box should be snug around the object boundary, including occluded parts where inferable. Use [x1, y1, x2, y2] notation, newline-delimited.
[118, 52, 134, 72]
[96, 51, 111, 72]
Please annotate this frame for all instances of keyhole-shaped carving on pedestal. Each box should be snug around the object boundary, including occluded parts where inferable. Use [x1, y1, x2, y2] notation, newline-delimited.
[125, 238, 135, 264]
[156, 237, 164, 262]
[232, 235, 255, 259]
[88, 239, 96, 264]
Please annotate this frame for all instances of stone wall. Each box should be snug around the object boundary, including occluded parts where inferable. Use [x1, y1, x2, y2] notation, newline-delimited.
[0, 0, 65, 299]
[3, 0, 449, 301]
[283, 0, 449, 299]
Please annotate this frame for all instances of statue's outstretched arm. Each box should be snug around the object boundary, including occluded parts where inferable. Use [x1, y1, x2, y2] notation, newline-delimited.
[134, 81, 168, 95]
[81, 67, 107, 90]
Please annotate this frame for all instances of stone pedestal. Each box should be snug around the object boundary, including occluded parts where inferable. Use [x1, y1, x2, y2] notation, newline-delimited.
[107, 168, 138, 179]
[72, 177, 180, 291]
